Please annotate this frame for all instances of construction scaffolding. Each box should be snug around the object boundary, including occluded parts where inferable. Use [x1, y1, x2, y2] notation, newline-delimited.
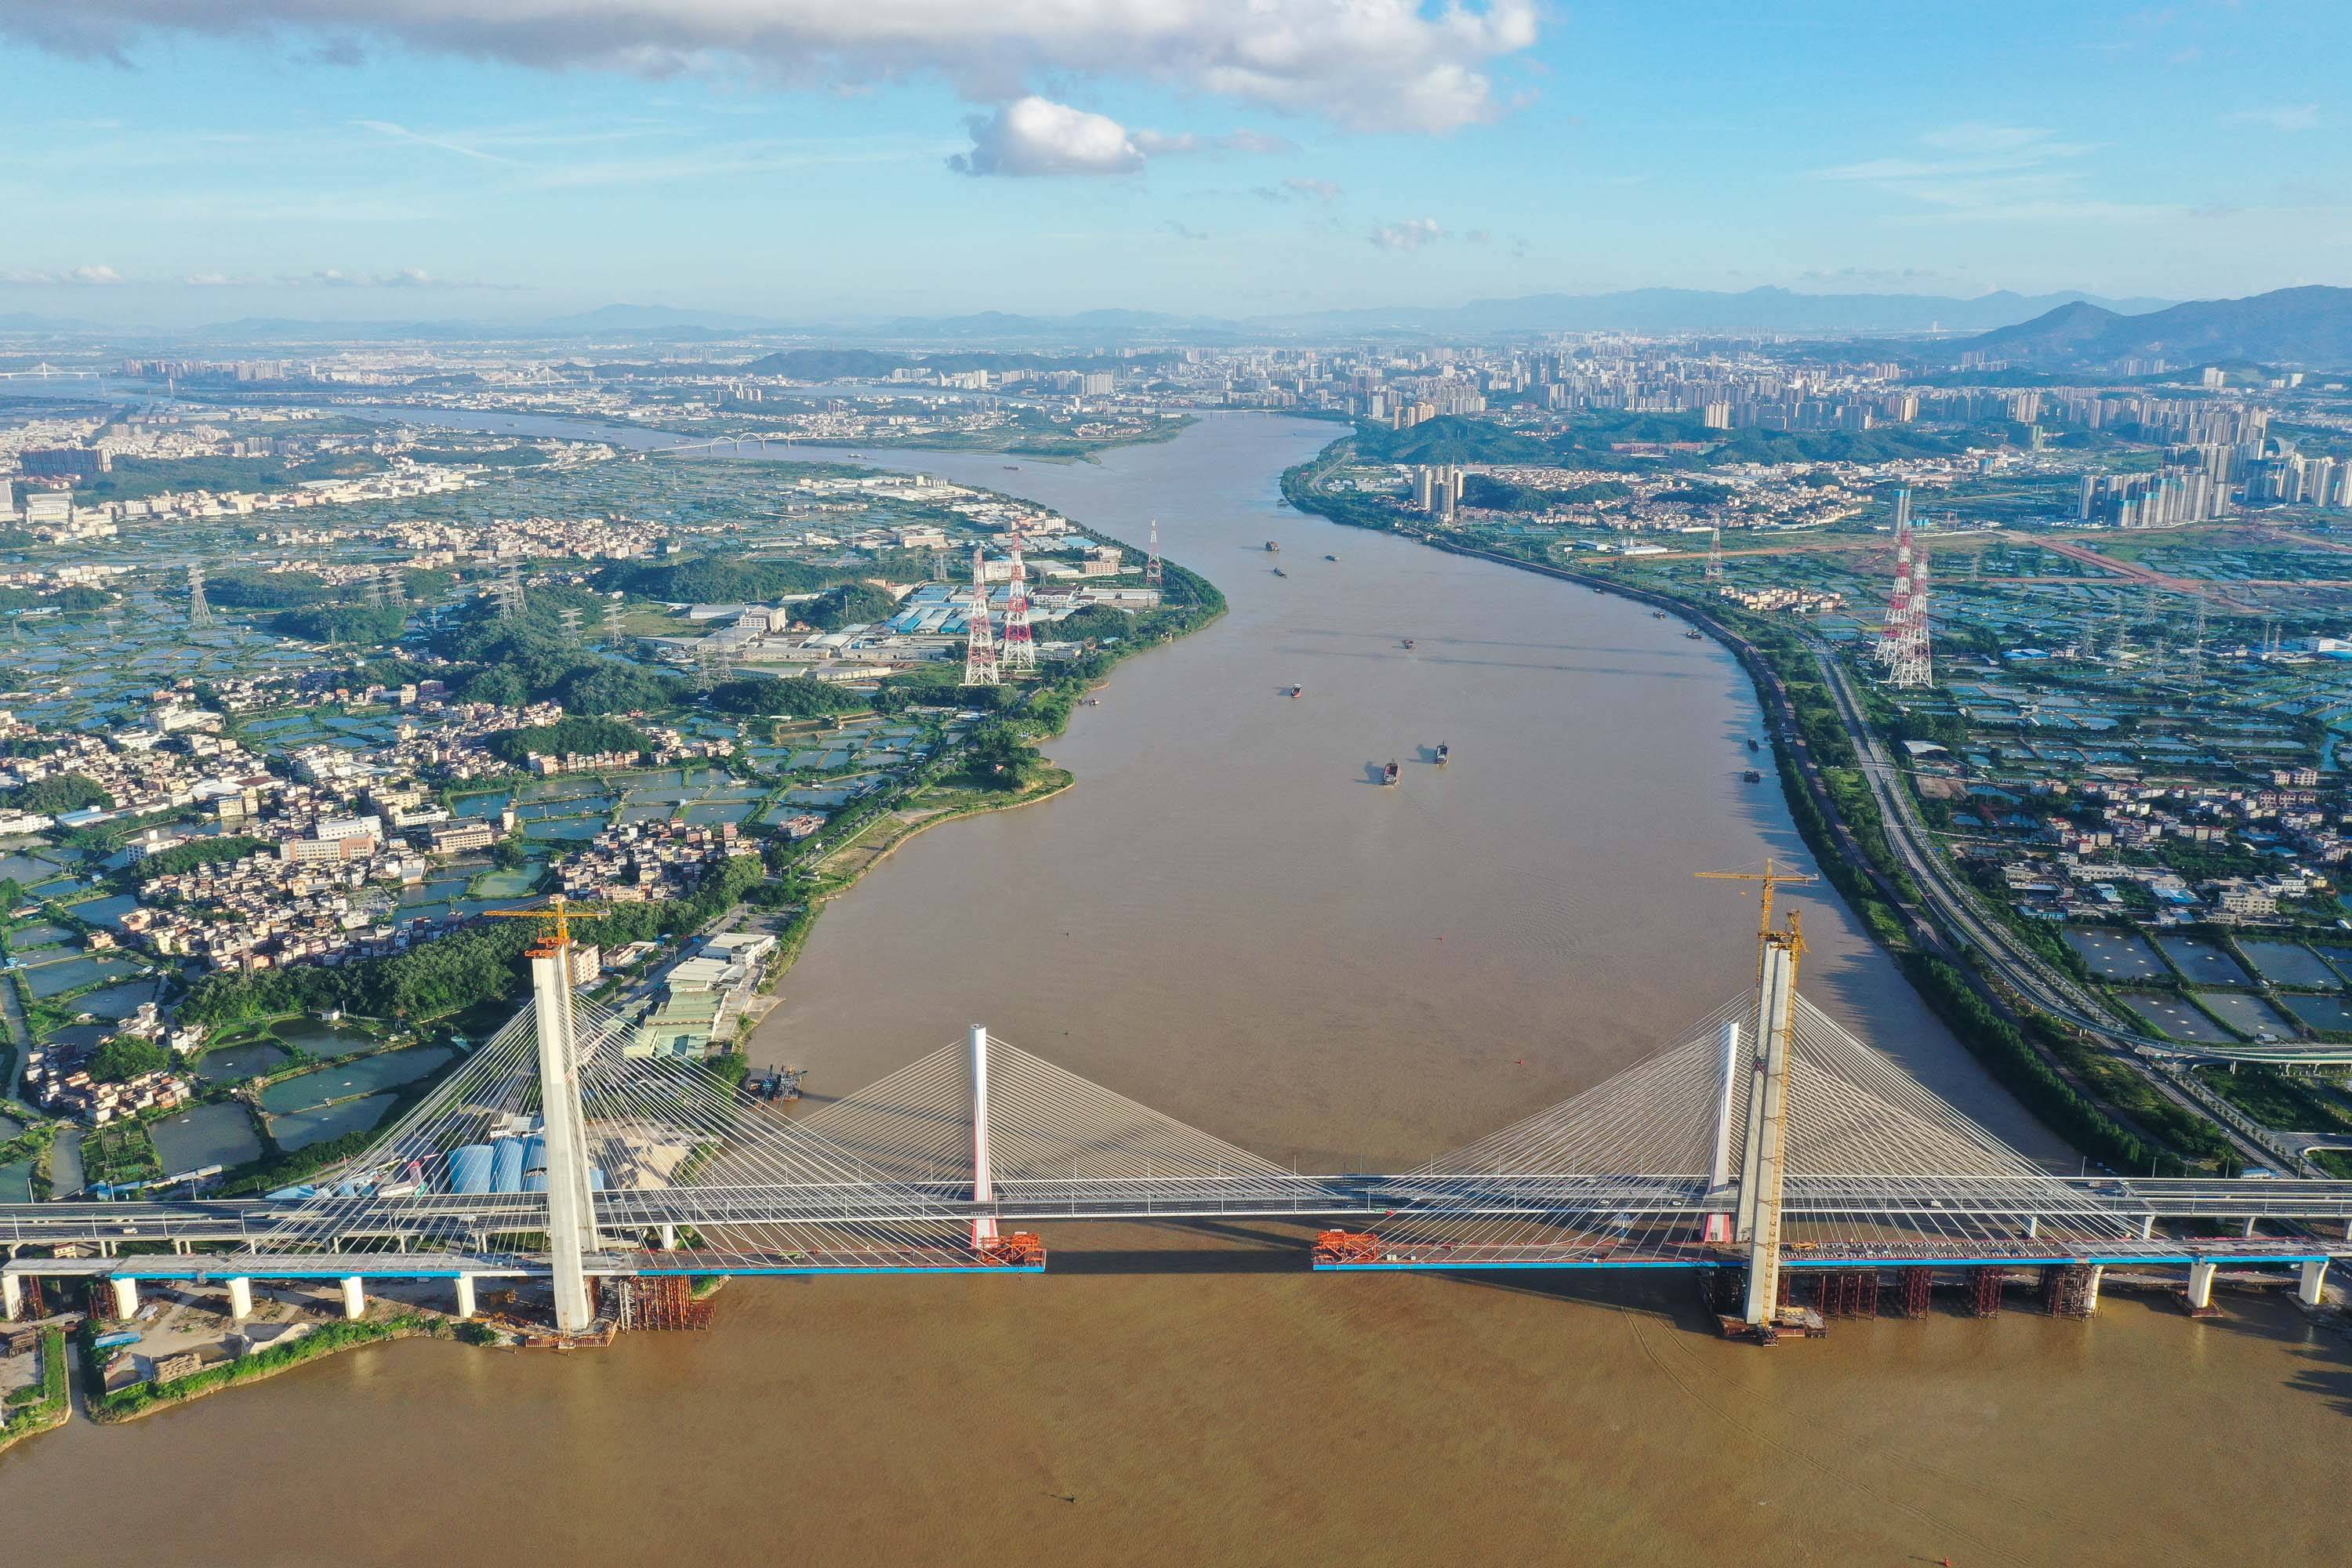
[591, 1274, 719, 1332]
[1809, 1269, 1879, 1319]
[1965, 1265, 2007, 1318]
[2041, 1264, 2096, 1319]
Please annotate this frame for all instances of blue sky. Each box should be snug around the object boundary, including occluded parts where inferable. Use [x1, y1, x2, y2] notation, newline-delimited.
[2, 0, 2347, 325]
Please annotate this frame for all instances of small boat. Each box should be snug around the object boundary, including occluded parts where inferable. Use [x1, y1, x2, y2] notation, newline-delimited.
[1748, 738, 1760, 753]
[1003, 465, 1020, 471]
[1742, 769, 1763, 783]
[1436, 742, 1450, 766]
[1650, 611, 1668, 619]
[1290, 685, 1305, 699]
[1266, 541, 1281, 552]
[1324, 554, 1338, 562]
[1272, 566, 1287, 577]
[1402, 637, 1415, 649]
[1684, 630, 1704, 641]
[1382, 760, 1401, 786]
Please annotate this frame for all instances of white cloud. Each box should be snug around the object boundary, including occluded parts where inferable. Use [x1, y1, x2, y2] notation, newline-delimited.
[1368, 216, 1443, 251]
[0, 264, 124, 285]
[1258, 176, 1341, 201]
[949, 98, 1145, 177]
[2223, 104, 2321, 132]
[8, 0, 1539, 134]
[1813, 125, 2100, 212]
[948, 96, 1288, 177]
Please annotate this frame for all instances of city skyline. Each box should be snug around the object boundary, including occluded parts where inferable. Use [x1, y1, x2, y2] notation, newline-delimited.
[3, 0, 2350, 325]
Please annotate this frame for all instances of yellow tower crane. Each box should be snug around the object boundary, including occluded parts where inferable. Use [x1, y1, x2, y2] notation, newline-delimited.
[1695, 858, 1815, 973]
[485, 895, 614, 960]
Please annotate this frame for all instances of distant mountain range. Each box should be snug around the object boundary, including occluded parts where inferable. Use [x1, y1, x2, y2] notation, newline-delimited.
[1953, 285, 2352, 370]
[11, 286, 2352, 364]
[1256, 285, 2176, 339]
[0, 288, 2180, 347]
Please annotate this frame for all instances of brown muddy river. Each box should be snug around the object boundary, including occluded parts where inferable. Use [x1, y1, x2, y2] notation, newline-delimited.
[3, 413, 2345, 1566]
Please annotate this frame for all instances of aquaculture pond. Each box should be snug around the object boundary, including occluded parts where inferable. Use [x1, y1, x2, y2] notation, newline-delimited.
[61, 893, 141, 929]
[23, 954, 136, 998]
[2280, 993, 2352, 1033]
[2, 924, 75, 952]
[2062, 927, 2167, 982]
[0, 1160, 31, 1203]
[192, 1040, 295, 1084]
[2154, 934, 2255, 988]
[148, 1102, 265, 1175]
[2194, 989, 2296, 1040]
[273, 1094, 397, 1151]
[260, 1045, 453, 1113]
[2238, 940, 2343, 990]
[268, 1019, 380, 1057]
[74, 979, 163, 1020]
[2118, 990, 2234, 1044]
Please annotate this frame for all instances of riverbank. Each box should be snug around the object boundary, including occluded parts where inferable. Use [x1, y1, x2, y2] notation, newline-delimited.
[1279, 432, 2232, 1174]
[0, 1327, 67, 1456]
[85, 1314, 447, 1426]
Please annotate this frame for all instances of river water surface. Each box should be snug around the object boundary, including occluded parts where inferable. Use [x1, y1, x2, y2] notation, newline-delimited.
[4, 413, 2345, 1566]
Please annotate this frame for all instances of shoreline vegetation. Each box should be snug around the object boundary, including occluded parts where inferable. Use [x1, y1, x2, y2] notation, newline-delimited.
[84, 1314, 442, 1426]
[1279, 429, 2229, 1177]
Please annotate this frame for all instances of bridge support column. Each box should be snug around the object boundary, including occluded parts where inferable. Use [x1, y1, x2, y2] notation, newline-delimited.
[659, 1224, 676, 1251]
[531, 947, 598, 1335]
[970, 1024, 998, 1254]
[453, 1274, 477, 1320]
[2299, 1259, 2328, 1307]
[2, 1272, 20, 1322]
[2024, 1216, 2038, 1240]
[2186, 1260, 2216, 1310]
[2085, 1265, 2103, 1313]
[339, 1276, 365, 1320]
[225, 1276, 253, 1322]
[1740, 937, 1800, 1327]
[108, 1275, 137, 1320]
[2139, 1215, 2156, 1240]
[172, 1237, 188, 1255]
[2241, 1216, 2259, 1239]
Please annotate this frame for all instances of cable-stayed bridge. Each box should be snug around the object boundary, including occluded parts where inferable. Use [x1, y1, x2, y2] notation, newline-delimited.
[5, 915, 2350, 1338]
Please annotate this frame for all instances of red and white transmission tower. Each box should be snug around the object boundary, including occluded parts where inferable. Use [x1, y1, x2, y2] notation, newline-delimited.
[1145, 518, 1163, 587]
[1882, 530, 1933, 690]
[1000, 535, 1037, 673]
[1704, 526, 1723, 583]
[962, 544, 999, 687]
[1873, 488, 1915, 670]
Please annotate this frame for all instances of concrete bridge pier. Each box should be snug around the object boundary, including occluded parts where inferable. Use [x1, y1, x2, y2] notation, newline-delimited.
[2138, 1215, 2156, 1240]
[2299, 1259, 2328, 1306]
[171, 1238, 188, 1255]
[2241, 1217, 2259, 1239]
[108, 1276, 138, 1320]
[454, 1274, 477, 1320]
[2084, 1265, 2103, 1312]
[659, 1224, 677, 1250]
[225, 1277, 253, 1321]
[339, 1276, 365, 1321]
[2, 1272, 20, 1322]
[2186, 1260, 2217, 1310]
